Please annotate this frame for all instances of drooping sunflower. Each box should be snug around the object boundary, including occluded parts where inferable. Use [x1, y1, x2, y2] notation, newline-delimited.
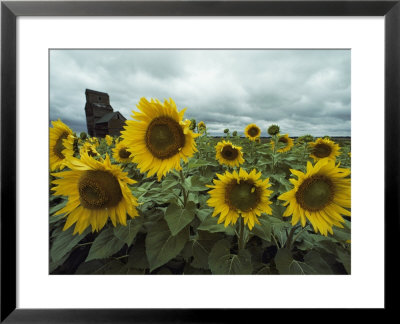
[278, 159, 351, 236]
[309, 138, 340, 162]
[207, 168, 273, 230]
[51, 153, 139, 235]
[112, 140, 132, 163]
[49, 119, 75, 171]
[244, 123, 261, 141]
[80, 142, 100, 158]
[215, 140, 245, 167]
[271, 134, 294, 153]
[121, 98, 199, 181]
[105, 134, 113, 146]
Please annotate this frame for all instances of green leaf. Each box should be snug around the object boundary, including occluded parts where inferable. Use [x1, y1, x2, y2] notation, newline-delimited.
[304, 250, 333, 274]
[336, 247, 351, 274]
[50, 226, 89, 263]
[165, 201, 196, 236]
[185, 175, 209, 191]
[161, 178, 180, 191]
[86, 227, 126, 262]
[274, 248, 293, 274]
[191, 231, 223, 270]
[145, 219, 189, 272]
[187, 159, 213, 169]
[196, 208, 212, 222]
[113, 217, 143, 246]
[49, 200, 67, 215]
[197, 216, 235, 235]
[252, 217, 272, 241]
[208, 239, 252, 274]
[127, 239, 149, 270]
[76, 259, 125, 274]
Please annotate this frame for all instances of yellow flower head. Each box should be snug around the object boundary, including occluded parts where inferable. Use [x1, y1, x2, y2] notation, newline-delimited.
[89, 137, 99, 147]
[278, 159, 351, 236]
[309, 138, 340, 162]
[207, 168, 273, 230]
[271, 134, 294, 153]
[80, 142, 100, 158]
[121, 98, 199, 181]
[198, 121, 206, 133]
[49, 119, 74, 171]
[112, 140, 132, 163]
[244, 123, 261, 141]
[215, 140, 245, 167]
[51, 154, 139, 235]
[105, 134, 113, 146]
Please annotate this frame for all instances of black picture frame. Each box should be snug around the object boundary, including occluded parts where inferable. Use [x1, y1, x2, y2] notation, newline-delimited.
[1, 0, 398, 321]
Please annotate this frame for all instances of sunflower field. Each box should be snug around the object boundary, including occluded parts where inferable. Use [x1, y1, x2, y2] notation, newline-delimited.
[49, 98, 351, 275]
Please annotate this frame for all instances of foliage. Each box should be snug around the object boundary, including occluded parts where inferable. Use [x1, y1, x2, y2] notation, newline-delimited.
[50, 132, 351, 275]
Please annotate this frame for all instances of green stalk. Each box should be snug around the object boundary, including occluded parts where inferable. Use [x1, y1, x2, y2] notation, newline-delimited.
[179, 169, 188, 207]
[285, 225, 299, 250]
[238, 217, 246, 252]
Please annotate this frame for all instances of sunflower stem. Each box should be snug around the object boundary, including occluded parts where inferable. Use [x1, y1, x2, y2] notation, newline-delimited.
[291, 224, 309, 248]
[272, 135, 278, 173]
[238, 217, 246, 252]
[285, 225, 299, 250]
[272, 234, 280, 249]
[179, 169, 188, 207]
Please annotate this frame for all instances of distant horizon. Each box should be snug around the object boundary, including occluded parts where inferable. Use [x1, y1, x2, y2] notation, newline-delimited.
[51, 49, 350, 137]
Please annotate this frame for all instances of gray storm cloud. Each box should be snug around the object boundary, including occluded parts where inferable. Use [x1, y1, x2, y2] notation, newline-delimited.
[50, 49, 350, 136]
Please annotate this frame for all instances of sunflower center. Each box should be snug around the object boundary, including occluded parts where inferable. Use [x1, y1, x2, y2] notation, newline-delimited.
[226, 180, 260, 212]
[221, 145, 239, 161]
[248, 127, 259, 137]
[54, 132, 68, 159]
[146, 116, 185, 160]
[119, 147, 131, 159]
[78, 170, 122, 209]
[279, 137, 288, 144]
[313, 143, 332, 158]
[296, 176, 333, 211]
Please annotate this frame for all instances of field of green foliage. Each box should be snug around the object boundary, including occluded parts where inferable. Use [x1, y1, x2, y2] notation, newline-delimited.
[50, 121, 351, 275]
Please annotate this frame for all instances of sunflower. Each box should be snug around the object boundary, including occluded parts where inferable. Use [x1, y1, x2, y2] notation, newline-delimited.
[121, 98, 199, 181]
[198, 121, 206, 133]
[51, 153, 139, 234]
[271, 134, 294, 153]
[207, 168, 273, 230]
[215, 140, 245, 167]
[278, 159, 351, 236]
[89, 137, 99, 147]
[80, 142, 100, 158]
[49, 119, 75, 171]
[309, 138, 340, 162]
[112, 140, 132, 163]
[244, 123, 261, 141]
[105, 134, 113, 146]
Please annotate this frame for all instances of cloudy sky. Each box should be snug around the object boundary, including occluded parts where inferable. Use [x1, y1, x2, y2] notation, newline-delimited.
[50, 49, 350, 136]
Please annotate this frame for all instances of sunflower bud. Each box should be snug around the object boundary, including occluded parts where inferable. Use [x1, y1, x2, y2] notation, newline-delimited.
[267, 124, 280, 136]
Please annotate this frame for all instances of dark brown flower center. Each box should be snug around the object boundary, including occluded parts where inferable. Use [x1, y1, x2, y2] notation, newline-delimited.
[54, 132, 68, 159]
[295, 175, 334, 211]
[145, 116, 185, 160]
[78, 170, 122, 209]
[313, 143, 332, 158]
[119, 147, 131, 159]
[225, 180, 260, 212]
[248, 127, 260, 137]
[221, 145, 239, 161]
[279, 137, 288, 144]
